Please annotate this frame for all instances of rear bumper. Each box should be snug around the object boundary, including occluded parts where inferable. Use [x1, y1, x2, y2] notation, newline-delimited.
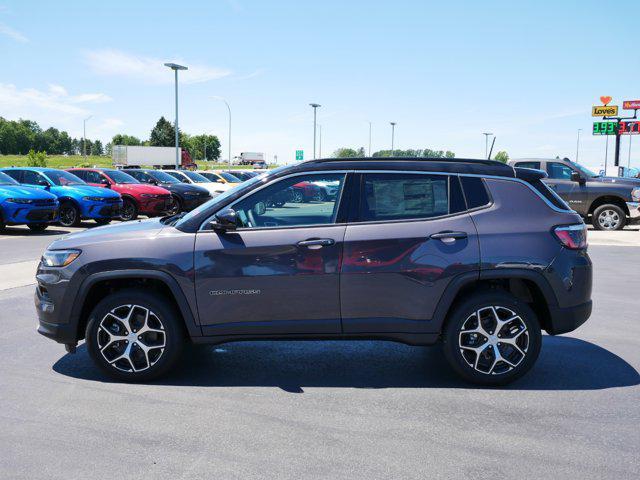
[546, 300, 592, 335]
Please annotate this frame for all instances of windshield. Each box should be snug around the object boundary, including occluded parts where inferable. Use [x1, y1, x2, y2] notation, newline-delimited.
[0, 172, 18, 185]
[105, 169, 139, 184]
[569, 161, 598, 178]
[148, 170, 180, 183]
[166, 171, 189, 183]
[220, 172, 241, 182]
[45, 170, 86, 186]
[175, 166, 286, 228]
[183, 170, 211, 183]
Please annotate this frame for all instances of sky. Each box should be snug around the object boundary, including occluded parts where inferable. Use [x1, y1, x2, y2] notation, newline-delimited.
[1, 0, 639, 169]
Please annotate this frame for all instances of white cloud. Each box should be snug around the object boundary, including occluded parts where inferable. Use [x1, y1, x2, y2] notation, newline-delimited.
[0, 22, 27, 42]
[84, 49, 232, 85]
[0, 83, 112, 116]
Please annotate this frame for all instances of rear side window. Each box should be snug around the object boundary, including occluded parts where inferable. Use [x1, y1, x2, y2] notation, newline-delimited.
[22, 170, 44, 185]
[530, 178, 571, 210]
[359, 173, 455, 222]
[460, 176, 491, 209]
[515, 161, 541, 170]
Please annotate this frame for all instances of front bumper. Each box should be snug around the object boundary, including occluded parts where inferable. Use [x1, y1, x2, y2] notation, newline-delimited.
[626, 202, 640, 222]
[1, 202, 58, 225]
[139, 197, 173, 215]
[182, 194, 211, 211]
[80, 200, 123, 219]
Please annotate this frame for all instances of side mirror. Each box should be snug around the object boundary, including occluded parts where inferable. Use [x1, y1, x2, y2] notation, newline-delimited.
[253, 201, 266, 216]
[211, 208, 237, 232]
[38, 180, 50, 189]
[571, 171, 585, 184]
[101, 178, 111, 188]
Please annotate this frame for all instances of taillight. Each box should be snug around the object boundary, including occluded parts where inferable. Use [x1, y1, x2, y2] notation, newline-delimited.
[553, 224, 588, 250]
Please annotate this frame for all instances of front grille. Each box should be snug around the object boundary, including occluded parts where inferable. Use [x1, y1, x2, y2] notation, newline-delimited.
[105, 197, 121, 203]
[99, 206, 119, 216]
[26, 209, 56, 221]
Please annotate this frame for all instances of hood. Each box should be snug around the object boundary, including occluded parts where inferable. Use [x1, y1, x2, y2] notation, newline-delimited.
[591, 176, 640, 187]
[52, 184, 122, 198]
[49, 217, 165, 250]
[0, 185, 58, 201]
[158, 182, 210, 196]
[116, 183, 171, 196]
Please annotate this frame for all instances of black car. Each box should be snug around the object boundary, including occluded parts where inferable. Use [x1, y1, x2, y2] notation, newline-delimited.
[509, 158, 640, 230]
[125, 169, 211, 214]
[35, 157, 592, 385]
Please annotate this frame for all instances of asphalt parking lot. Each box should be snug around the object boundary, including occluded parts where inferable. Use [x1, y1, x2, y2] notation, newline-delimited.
[0, 223, 639, 479]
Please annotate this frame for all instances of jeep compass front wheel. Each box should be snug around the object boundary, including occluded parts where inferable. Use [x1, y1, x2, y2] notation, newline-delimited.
[443, 291, 541, 386]
[86, 289, 184, 381]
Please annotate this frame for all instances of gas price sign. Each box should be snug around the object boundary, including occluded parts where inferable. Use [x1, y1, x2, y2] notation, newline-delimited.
[619, 121, 640, 135]
[593, 121, 617, 135]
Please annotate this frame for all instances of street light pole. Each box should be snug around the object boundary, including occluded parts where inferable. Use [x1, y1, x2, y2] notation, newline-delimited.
[212, 97, 231, 164]
[576, 129, 582, 163]
[368, 121, 372, 157]
[482, 132, 493, 159]
[319, 124, 322, 158]
[629, 136, 633, 169]
[164, 63, 188, 169]
[309, 103, 321, 159]
[83, 115, 93, 161]
[390, 122, 396, 156]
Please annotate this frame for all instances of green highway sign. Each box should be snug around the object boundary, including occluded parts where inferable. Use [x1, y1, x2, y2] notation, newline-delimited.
[295, 150, 304, 161]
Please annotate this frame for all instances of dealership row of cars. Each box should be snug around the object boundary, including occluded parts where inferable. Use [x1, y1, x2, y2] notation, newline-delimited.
[0, 166, 345, 232]
[0, 167, 261, 232]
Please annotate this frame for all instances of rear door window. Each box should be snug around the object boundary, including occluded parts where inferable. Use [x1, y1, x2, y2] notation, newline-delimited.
[515, 161, 541, 170]
[358, 173, 456, 222]
[3, 170, 22, 182]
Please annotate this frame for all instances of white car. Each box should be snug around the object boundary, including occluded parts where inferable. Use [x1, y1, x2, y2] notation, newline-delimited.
[163, 169, 232, 196]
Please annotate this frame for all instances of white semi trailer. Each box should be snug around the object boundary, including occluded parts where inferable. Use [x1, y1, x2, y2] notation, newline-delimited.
[112, 146, 195, 169]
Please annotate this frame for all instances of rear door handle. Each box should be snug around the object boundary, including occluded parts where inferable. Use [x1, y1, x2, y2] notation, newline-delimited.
[430, 231, 468, 242]
[297, 238, 335, 249]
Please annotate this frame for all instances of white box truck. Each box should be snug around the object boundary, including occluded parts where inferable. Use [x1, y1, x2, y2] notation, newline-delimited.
[112, 146, 195, 169]
[236, 152, 265, 166]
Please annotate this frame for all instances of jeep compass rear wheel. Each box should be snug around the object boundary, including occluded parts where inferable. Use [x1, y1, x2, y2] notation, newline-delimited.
[86, 289, 184, 381]
[443, 291, 541, 386]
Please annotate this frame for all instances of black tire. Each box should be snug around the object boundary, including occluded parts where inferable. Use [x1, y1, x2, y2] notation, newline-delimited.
[442, 289, 542, 386]
[291, 189, 304, 203]
[167, 195, 182, 215]
[58, 202, 80, 227]
[85, 289, 185, 382]
[94, 219, 111, 226]
[312, 189, 326, 202]
[0, 216, 5, 233]
[27, 223, 48, 232]
[119, 198, 138, 221]
[592, 204, 626, 231]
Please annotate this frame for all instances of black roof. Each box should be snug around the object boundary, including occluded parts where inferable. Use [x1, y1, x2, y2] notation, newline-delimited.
[289, 157, 517, 178]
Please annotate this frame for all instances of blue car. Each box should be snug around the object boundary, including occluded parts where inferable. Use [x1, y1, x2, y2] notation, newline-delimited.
[0, 168, 122, 227]
[0, 171, 59, 232]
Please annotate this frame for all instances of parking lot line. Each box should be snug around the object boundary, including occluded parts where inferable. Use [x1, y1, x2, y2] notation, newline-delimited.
[0, 260, 39, 291]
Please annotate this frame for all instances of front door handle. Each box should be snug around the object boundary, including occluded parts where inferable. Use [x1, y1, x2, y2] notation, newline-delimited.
[297, 238, 335, 249]
[430, 231, 468, 242]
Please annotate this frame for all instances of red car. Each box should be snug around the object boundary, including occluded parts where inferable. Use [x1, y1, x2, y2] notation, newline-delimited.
[67, 168, 173, 221]
[292, 181, 324, 202]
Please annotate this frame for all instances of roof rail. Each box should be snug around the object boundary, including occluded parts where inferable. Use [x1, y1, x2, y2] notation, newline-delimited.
[305, 157, 510, 168]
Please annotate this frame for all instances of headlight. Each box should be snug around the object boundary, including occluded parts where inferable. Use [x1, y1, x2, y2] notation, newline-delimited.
[183, 191, 199, 196]
[632, 188, 640, 202]
[140, 193, 159, 198]
[6, 198, 34, 204]
[82, 196, 105, 202]
[41, 249, 81, 267]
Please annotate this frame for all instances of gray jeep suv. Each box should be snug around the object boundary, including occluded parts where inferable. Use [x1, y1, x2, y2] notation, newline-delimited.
[35, 158, 592, 385]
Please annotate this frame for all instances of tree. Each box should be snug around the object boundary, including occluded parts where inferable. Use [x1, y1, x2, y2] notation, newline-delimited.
[494, 151, 509, 163]
[149, 116, 176, 147]
[112, 134, 142, 146]
[332, 147, 361, 158]
[91, 140, 104, 156]
[26, 149, 47, 167]
[188, 134, 221, 161]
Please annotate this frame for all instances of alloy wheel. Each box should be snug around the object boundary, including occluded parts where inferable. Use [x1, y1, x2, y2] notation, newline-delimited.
[120, 201, 136, 221]
[97, 304, 166, 373]
[59, 206, 77, 227]
[458, 305, 529, 375]
[292, 190, 303, 203]
[598, 209, 620, 230]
